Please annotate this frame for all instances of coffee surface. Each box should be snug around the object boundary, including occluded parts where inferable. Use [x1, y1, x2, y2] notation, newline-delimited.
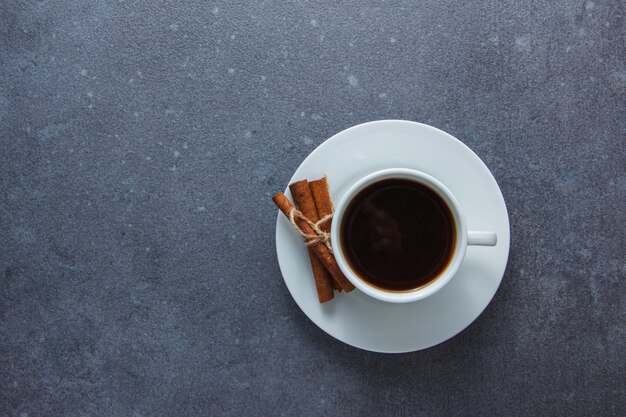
[340, 178, 455, 291]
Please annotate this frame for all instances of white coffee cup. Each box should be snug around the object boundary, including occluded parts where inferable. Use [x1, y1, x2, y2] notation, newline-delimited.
[331, 168, 497, 303]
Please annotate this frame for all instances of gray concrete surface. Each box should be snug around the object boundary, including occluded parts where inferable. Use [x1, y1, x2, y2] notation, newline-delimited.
[1, 1, 624, 416]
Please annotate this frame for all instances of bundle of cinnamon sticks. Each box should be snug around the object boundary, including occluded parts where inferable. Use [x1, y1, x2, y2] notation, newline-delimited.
[273, 177, 354, 303]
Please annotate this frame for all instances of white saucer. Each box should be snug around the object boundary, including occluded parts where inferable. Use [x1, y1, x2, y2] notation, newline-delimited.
[275, 120, 510, 353]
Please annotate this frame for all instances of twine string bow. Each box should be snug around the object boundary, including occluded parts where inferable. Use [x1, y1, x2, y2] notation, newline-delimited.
[288, 208, 334, 253]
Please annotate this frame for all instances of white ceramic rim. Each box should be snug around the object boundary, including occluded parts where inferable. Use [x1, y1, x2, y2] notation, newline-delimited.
[331, 168, 468, 303]
[275, 119, 510, 352]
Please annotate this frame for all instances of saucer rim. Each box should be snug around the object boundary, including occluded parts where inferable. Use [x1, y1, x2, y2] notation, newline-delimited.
[275, 119, 510, 353]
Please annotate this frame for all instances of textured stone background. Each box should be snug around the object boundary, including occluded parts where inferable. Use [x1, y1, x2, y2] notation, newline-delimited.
[1, 1, 624, 416]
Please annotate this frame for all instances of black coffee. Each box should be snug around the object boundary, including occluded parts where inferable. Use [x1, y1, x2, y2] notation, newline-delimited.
[340, 178, 455, 292]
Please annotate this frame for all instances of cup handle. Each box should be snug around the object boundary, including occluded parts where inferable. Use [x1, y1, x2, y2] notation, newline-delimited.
[468, 231, 497, 246]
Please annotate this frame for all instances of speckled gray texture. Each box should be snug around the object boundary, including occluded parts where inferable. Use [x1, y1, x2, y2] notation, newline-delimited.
[1, 0, 624, 416]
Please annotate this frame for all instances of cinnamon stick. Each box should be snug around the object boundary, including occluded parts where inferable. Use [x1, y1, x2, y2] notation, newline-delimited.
[289, 180, 334, 303]
[309, 177, 333, 230]
[331, 276, 341, 292]
[273, 192, 355, 292]
[309, 177, 342, 292]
